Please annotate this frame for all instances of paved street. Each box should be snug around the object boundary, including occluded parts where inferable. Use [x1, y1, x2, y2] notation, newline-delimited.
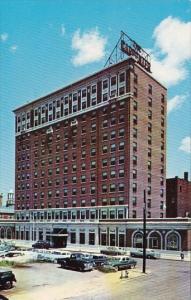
[0, 258, 190, 300]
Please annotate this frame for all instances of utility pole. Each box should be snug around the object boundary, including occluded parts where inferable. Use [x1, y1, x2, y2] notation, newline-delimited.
[142, 189, 147, 273]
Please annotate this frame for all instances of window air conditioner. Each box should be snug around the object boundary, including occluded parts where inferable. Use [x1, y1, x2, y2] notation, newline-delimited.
[70, 119, 78, 127]
[46, 126, 53, 134]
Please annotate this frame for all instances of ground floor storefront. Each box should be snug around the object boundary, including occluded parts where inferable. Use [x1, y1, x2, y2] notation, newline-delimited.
[0, 218, 191, 251]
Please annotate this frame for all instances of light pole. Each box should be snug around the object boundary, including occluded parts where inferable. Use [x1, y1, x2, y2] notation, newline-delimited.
[142, 189, 147, 273]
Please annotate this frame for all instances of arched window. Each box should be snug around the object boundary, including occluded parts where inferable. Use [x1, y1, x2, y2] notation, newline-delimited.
[166, 232, 180, 250]
[133, 232, 143, 248]
[0, 227, 5, 239]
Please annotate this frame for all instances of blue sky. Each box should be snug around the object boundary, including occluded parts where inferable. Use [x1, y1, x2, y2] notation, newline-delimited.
[0, 0, 191, 197]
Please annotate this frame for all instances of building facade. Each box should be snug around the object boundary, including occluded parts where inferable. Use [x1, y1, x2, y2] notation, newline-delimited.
[166, 172, 191, 218]
[14, 57, 166, 229]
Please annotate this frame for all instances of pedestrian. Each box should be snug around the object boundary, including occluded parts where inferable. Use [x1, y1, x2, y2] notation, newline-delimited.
[180, 251, 184, 261]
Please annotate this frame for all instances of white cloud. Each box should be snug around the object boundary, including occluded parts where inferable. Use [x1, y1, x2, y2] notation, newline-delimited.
[0, 33, 8, 42]
[179, 137, 191, 153]
[9, 45, 18, 53]
[150, 16, 191, 87]
[71, 28, 107, 66]
[167, 94, 186, 114]
[61, 24, 65, 36]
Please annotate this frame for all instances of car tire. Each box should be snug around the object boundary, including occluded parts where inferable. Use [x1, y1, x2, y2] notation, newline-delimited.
[131, 254, 135, 257]
[3, 281, 13, 290]
[147, 255, 151, 259]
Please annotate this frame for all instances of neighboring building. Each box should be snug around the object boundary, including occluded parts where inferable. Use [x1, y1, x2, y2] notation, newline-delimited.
[0, 207, 14, 220]
[6, 191, 14, 207]
[0, 193, 3, 207]
[166, 172, 191, 218]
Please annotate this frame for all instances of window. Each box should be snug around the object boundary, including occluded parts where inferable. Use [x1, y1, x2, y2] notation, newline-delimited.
[119, 114, 125, 123]
[110, 157, 116, 166]
[148, 173, 151, 183]
[161, 117, 164, 127]
[133, 183, 137, 193]
[102, 119, 108, 128]
[111, 117, 116, 125]
[161, 106, 165, 115]
[134, 74, 138, 84]
[110, 170, 116, 178]
[119, 86, 125, 95]
[119, 141, 125, 150]
[118, 196, 124, 205]
[102, 145, 108, 154]
[119, 72, 125, 82]
[103, 133, 108, 141]
[147, 186, 151, 195]
[110, 130, 116, 139]
[91, 186, 96, 194]
[91, 135, 96, 144]
[161, 142, 164, 150]
[102, 185, 107, 193]
[119, 183, 125, 191]
[133, 101, 137, 110]
[81, 175, 86, 183]
[161, 94, 165, 104]
[134, 87, 137, 97]
[81, 162, 86, 170]
[148, 110, 152, 120]
[147, 199, 151, 208]
[148, 97, 152, 107]
[148, 122, 152, 132]
[133, 156, 137, 166]
[91, 148, 96, 156]
[133, 169, 137, 179]
[119, 155, 125, 164]
[81, 187, 86, 194]
[103, 93, 108, 101]
[103, 79, 108, 89]
[148, 84, 152, 94]
[148, 135, 152, 145]
[102, 159, 107, 167]
[161, 130, 164, 139]
[91, 173, 96, 181]
[110, 184, 116, 192]
[132, 197, 137, 206]
[119, 169, 125, 177]
[72, 164, 77, 172]
[148, 161, 151, 171]
[102, 171, 107, 180]
[147, 211, 151, 218]
[133, 142, 137, 152]
[91, 161, 96, 169]
[111, 76, 116, 86]
[91, 123, 96, 131]
[119, 128, 125, 137]
[133, 128, 137, 138]
[72, 188, 77, 195]
[111, 144, 116, 152]
[72, 176, 77, 183]
[132, 210, 136, 218]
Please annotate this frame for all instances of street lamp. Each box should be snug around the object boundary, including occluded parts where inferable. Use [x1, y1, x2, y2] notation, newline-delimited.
[142, 189, 147, 273]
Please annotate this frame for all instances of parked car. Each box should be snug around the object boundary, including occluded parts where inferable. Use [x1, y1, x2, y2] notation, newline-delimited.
[32, 241, 51, 249]
[105, 256, 137, 271]
[37, 250, 71, 263]
[100, 247, 126, 256]
[58, 252, 93, 271]
[91, 254, 108, 267]
[130, 249, 160, 259]
[0, 269, 16, 289]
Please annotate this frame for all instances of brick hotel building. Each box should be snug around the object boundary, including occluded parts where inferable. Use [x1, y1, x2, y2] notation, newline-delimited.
[12, 54, 170, 248]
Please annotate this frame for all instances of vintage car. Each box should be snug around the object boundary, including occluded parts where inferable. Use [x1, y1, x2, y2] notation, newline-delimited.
[32, 241, 51, 249]
[130, 249, 160, 259]
[0, 269, 16, 289]
[58, 252, 94, 271]
[106, 256, 137, 270]
[100, 247, 127, 256]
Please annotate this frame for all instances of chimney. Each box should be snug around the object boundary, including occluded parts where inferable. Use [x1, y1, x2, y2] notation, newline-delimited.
[184, 172, 188, 181]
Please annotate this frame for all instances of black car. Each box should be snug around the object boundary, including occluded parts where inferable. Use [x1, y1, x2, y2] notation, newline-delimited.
[58, 252, 93, 271]
[32, 240, 51, 249]
[0, 269, 16, 289]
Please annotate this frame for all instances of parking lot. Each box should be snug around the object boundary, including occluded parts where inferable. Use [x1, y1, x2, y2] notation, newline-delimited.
[0, 258, 190, 300]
